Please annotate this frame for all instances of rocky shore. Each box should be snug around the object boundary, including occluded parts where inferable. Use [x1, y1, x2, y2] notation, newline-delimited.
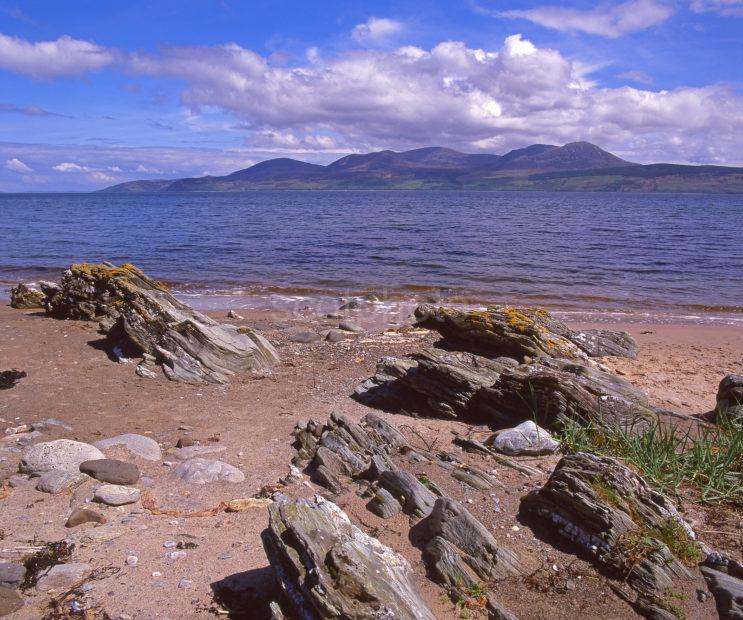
[0, 265, 741, 619]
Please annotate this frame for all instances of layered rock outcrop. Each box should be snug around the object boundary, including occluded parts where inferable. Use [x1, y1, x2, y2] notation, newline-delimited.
[40, 263, 279, 383]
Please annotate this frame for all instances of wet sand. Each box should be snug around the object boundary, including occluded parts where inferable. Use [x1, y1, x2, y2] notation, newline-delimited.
[0, 303, 741, 619]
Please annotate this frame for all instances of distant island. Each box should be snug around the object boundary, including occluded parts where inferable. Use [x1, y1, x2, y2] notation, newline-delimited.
[102, 141, 743, 193]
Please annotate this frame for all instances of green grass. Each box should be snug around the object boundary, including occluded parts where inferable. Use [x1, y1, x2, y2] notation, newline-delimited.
[558, 408, 743, 508]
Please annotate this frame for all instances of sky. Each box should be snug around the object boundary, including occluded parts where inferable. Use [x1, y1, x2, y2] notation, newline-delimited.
[0, 0, 742, 191]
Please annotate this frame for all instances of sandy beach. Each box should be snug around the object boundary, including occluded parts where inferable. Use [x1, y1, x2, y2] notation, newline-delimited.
[1, 299, 741, 619]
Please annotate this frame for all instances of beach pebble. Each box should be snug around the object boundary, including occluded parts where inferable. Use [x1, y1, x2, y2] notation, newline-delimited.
[36, 563, 91, 592]
[80, 459, 140, 485]
[20, 439, 104, 475]
[7, 474, 32, 488]
[0, 585, 24, 616]
[338, 320, 363, 333]
[125, 555, 138, 567]
[31, 418, 73, 432]
[94, 484, 141, 506]
[135, 364, 159, 380]
[66, 507, 107, 528]
[226, 310, 243, 320]
[168, 551, 186, 560]
[287, 329, 321, 343]
[36, 470, 89, 494]
[172, 458, 244, 485]
[491, 421, 559, 456]
[177, 578, 192, 589]
[324, 329, 347, 343]
[0, 562, 26, 587]
[95, 434, 162, 461]
[175, 437, 194, 448]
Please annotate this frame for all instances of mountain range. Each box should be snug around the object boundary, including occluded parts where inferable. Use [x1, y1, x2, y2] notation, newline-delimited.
[102, 141, 743, 193]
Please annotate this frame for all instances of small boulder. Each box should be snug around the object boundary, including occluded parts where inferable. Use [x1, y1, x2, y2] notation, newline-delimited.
[30, 418, 72, 432]
[226, 310, 243, 320]
[324, 329, 346, 343]
[36, 470, 88, 494]
[717, 374, 743, 421]
[94, 484, 141, 506]
[339, 320, 363, 333]
[172, 445, 226, 460]
[20, 440, 104, 475]
[9, 283, 45, 309]
[36, 563, 91, 592]
[95, 433, 162, 461]
[491, 421, 559, 456]
[80, 459, 140, 485]
[66, 507, 107, 528]
[0, 563, 25, 587]
[287, 329, 321, 344]
[172, 458, 244, 484]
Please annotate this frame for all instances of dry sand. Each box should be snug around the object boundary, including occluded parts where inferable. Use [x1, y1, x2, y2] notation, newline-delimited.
[0, 304, 741, 619]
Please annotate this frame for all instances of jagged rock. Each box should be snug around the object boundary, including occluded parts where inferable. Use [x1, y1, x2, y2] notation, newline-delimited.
[20, 440, 105, 475]
[95, 433, 162, 461]
[0, 369, 26, 390]
[700, 567, 743, 619]
[425, 497, 521, 581]
[42, 263, 279, 384]
[717, 374, 743, 421]
[414, 304, 638, 360]
[36, 470, 88, 494]
[79, 459, 140, 485]
[520, 453, 699, 617]
[172, 458, 244, 484]
[378, 470, 437, 518]
[9, 283, 45, 309]
[367, 487, 403, 518]
[491, 421, 560, 456]
[262, 496, 436, 620]
[355, 348, 656, 431]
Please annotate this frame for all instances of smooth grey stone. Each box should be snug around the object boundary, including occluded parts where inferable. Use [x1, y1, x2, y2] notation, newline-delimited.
[94, 484, 141, 506]
[31, 418, 73, 432]
[287, 329, 321, 344]
[324, 329, 347, 343]
[491, 421, 559, 456]
[700, 566, 743, 619]
[80, 459, 140, 485]
[172, 458, 244, 484]
[338, 320, 363, 333]
[36, 470, 88, 494]
[95, 434, 162, 461]
[0, 563, 25, 587]
[20, 440, 104, 475]
[36, 563, 91, 592]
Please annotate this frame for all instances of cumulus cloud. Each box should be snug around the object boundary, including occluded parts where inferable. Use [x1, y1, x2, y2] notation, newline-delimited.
[53, 162, 90, 172]
[247, 131, 341, 152]
[500, 0, 674, 37]
[690, 0, 743, 16]
[351, 17, 404, 44]
[0, 32, 114, 78]
[4, 157, 32, 172]
[124, 33, 743, 164]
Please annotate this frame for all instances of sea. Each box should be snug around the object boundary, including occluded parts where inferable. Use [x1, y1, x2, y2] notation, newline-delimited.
[1, 190, 741, 325]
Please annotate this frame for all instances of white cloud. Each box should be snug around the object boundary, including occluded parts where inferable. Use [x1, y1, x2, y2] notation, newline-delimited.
[124, 33, 743, 164]
[352, 17, 403, 44]
[4, 157, 32, 172]
[690, 0, 743, 16]
[500, 0, 674, 37]
[89, 171, 115, 182]
[0, 32, 114, 78]
[135, 164, 161, 173]
[247, 131, 341, 151]
[53, 162, 90, 172]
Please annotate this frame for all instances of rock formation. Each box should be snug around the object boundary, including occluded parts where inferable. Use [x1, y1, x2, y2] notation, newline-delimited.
[41, 262, 279, 383]
[355, 347, 657, 430]
[520, 452, 701, 618]
[262, 496, 436, 620]
[716, 374, 743, 422]
[414, 304, 638, 360]
[9, 283, 46, 309]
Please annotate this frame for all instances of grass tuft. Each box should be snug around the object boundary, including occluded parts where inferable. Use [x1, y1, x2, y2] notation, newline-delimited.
[558, 407, 743, 508]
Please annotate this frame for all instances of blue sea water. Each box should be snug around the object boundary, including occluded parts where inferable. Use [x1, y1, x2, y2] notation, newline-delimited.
[0, 190, 741, 320]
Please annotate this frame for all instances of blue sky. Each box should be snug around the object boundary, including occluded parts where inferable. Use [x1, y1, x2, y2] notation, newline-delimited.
[1, 0, 742, 190]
